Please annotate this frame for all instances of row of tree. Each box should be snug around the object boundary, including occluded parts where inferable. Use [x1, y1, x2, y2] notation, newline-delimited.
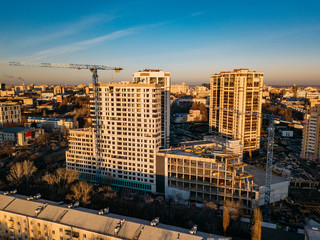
[222, 199, 262, 240]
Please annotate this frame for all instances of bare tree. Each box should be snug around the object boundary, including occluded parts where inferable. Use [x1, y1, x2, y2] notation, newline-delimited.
[43, 168, 79, 194]
[223, 200, 231, 234]
[203, 201, 218, 210]
[252, 208, 262, 240]
[67, 181, 93, 204]
[23, 160, 37, 191]
[222, 200, 241, 234]
[7, 162, 24, 184]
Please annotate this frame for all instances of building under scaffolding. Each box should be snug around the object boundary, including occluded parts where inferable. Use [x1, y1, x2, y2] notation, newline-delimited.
[156, 142, 289, 212]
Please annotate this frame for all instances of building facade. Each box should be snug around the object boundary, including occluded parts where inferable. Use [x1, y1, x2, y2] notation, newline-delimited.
[66, 82, 162, 192]
[156, 144, 289, 212]
[209, 69, 263, 152]
[171, 82, 189, 95]
[301, 104, 320, 162]
[0, 194, 227, 240]
[0, 127, 44, 146]
[132, 69, 171, 149]
[0, 102, 21, 127]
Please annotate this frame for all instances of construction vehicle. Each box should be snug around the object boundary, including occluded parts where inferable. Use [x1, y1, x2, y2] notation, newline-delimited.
[0, 61, 122, 183]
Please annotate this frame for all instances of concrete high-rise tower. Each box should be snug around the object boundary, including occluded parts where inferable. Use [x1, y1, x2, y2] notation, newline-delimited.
[66, 81, 162, 192]
[132, 69, 171, 149]
[209, 69, 263, 152]
[301, 104, 320, 162]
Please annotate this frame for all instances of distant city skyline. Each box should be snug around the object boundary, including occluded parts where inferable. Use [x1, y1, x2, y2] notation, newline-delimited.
[0, 1, 319, 85]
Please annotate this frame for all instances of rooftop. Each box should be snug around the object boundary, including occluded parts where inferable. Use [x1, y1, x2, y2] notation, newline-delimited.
[245, 165, 289, 186]
[0, 193, 228, 240]
[28, 116, 74, 122]
[0, 127, 29, 133]
[158, 146, 241, 159]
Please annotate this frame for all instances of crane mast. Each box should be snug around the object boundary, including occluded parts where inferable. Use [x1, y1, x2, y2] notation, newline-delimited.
[211, 106, 305, 220]
[0, 61, 123, 182]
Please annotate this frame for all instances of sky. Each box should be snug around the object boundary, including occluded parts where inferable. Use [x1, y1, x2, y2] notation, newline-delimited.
[0, 0, 319, 86]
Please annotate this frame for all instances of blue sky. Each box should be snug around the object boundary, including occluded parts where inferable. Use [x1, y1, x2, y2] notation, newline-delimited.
[0, 0, 319, 85]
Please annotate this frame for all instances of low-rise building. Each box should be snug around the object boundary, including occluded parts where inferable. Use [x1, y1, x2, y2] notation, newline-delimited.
[0, 127, 44, 146]
[171, 82, 189, 95]
[0, 193, 228, 240]
[0, 102, 21, 127]
[28, 116, 74, 130]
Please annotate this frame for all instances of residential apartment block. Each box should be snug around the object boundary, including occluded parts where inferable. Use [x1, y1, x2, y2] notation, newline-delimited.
[0, 102, 21, 127]
[301, 104, 320, 162]
[132, 69, 171, 149]
[66, 82, 162, 192]
[209, 69, 263, 152]
[0, 193, 227, 240]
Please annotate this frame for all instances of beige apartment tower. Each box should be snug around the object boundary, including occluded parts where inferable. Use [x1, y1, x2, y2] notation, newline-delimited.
[301, 104, 320, 162]
[66, 82, 162, 192]
[209, 69, 263, 152]
[132, 70, 171, 149]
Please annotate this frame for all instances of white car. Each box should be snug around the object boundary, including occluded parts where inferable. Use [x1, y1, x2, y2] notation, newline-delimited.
[151, 217, 159, 226]
[27, 196, 34, 200]
[34, 193, 41, 199]
[189, 225, 197, 235]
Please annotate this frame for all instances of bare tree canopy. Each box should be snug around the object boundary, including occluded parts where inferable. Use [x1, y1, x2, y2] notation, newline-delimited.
[252, 208, 262, 240]
[222, 200, 241, 234]
[67, 181, 93, 204]
[42, 168, 79, 192]
[23, 160, 37, 179]
[7, 162, 24, 184]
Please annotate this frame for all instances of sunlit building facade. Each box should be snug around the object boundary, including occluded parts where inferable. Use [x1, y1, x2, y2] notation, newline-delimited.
[209, 69, 263, 152]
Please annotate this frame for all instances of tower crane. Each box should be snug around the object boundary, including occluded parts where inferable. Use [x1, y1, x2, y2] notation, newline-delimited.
[211, 106, 305, 221]
[0, 61, 123, 182]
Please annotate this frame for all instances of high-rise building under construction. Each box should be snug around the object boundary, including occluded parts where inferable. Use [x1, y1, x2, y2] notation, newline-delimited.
[66, 81, 162, 192]
[209, 69, 263, 152]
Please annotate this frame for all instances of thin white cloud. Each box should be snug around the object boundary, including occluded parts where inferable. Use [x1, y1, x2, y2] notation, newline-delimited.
[191, 11, 204, 17]
[23, 27, 138, 61]
[22, 14, 115, 46]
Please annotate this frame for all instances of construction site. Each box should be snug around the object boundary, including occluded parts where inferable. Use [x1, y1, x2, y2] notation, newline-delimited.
[156, 140, 289, 213]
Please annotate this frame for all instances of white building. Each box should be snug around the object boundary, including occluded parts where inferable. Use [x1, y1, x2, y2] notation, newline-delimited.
[0, 102, 21, 127]
[132, 69, 171, 149]
[0, 127, 44, 146]
[66, 82, 162, 193]
[209, 69, 263, 152]
[28, 117, 74, 130]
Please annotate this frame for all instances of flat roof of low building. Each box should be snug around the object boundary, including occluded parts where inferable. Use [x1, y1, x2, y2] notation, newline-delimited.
[0, 127, 29, 133]
[0, 192, 228, 240]
[158, 147, 240, 159]
[245, 165, 289, 186]
[28, 116, 74, 122]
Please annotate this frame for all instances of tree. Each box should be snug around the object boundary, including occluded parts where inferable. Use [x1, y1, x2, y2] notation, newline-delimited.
[7, 162, 24, 184]
[203, 201, 218, 210]
[222, 200, 241, 234]
[222, 200, 231, 234]
[251, 208, 262, 240]
[42, 168, 79, 194]
[23, 160, 37, 192]
[67, 181, 93, 205]
[7, 160, 37, 191]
